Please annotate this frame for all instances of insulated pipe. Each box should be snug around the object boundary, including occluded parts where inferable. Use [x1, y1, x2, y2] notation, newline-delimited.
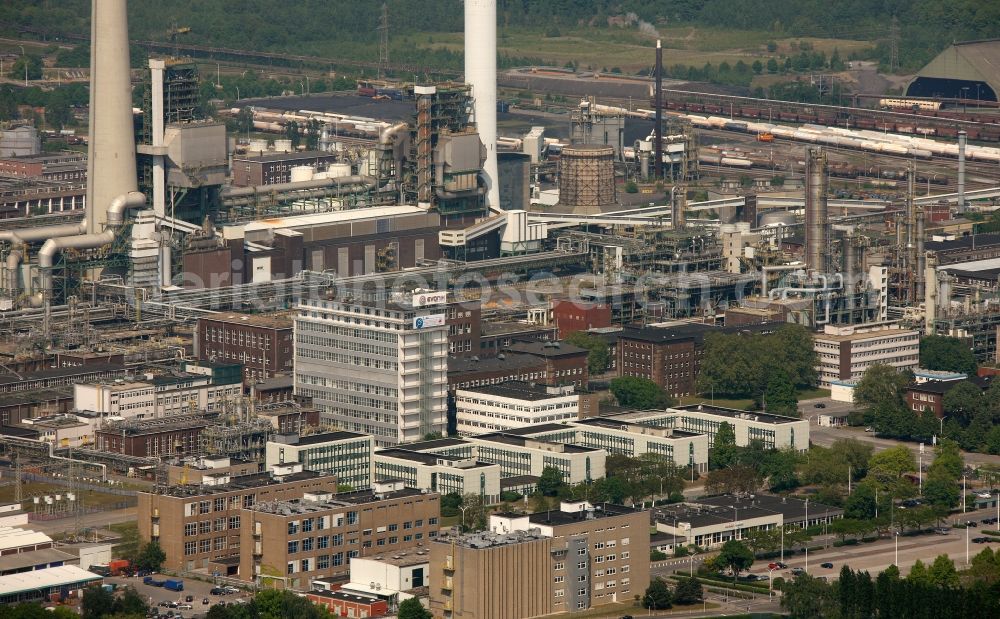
[220, 176, 378, 207]
[32, 192, 146, 307]
[957, 131, 967, 213]
[1, 222, 88, 299]
[925, 254, 938, 335]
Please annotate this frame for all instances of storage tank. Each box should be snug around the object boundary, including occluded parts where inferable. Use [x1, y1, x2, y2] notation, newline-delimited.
[290, 165, 314, 183]
[558, 144, 616, 212]
[274, 139, 293, 153]
[327, 163, 353, 178]
[759, 211, 797, 227]
[248, 139, 269, 153]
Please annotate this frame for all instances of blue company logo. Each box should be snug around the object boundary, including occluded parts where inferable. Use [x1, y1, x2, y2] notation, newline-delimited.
[415, 318, 425, 329]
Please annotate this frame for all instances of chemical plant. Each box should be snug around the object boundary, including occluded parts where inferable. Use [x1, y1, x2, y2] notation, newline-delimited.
[1, 0, 1000, 614]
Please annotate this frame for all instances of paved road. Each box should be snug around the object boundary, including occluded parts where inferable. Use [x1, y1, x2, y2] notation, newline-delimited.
[108, 575, 249, 619]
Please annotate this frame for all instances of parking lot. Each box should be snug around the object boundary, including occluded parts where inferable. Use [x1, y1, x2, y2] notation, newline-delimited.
[106, 576, 253, 618]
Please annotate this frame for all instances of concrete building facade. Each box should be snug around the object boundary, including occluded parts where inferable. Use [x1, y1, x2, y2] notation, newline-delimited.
[454, 382, 580, 436]
[813, 323, 920, 388]
[294, 296, 449, 445]
[265, 432, 376, 490]
[430, 501, 649, 619]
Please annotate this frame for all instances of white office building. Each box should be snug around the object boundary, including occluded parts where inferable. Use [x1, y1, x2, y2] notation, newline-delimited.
[454, 382, 579, 435]
[294, 294, 449, 445]
[813, 322, 920, 388]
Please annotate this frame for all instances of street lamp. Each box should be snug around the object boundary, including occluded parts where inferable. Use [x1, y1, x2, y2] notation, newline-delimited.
[894, 531, 899, 566]
[939, 416, 947, 438]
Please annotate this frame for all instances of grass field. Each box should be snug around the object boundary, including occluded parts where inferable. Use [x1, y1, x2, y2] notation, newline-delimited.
[679, 387, 831, 411]
[0, 481, 132, 510]
[417, 26, 873, 74]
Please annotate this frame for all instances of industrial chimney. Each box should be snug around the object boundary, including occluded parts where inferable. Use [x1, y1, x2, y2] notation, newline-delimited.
[957, 130, 967, 213]
[86, 0, 138, 235]
[465, 0, 500, 212]
[654, 40, 663, 180]
[805, 148, 829, 273]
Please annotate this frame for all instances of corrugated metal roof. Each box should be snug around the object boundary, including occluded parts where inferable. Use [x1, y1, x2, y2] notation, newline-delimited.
[0, 564, 100, 596]
[0, 526, 53, 551]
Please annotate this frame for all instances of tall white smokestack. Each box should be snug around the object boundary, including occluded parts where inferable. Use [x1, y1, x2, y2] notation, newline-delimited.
[87, 0, 139, 235]
[464, 0, 500, 212]
[957, 130, 967, 214]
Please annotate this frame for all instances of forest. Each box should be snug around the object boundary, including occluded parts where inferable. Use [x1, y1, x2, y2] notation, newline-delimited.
[2, 1, 999, 72]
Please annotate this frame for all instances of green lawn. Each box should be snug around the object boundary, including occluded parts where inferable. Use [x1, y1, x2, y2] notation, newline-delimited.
[417, 26, 873, 73]
[679, 396, 756, 410]
[797, 387, 831, 401]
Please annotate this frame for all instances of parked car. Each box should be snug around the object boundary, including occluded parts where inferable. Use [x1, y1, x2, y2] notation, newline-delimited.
[864, 427, 874, 432]
[791, 567, 806, 575]
[821, 562, 834, 569]
[184, 596, 194, 603]
[210, 588, 225, 596]
[935, 527, 951, 535]
[967, 521, 979, 528]
[814, 403, 826, 409]
[177, 605, 193, 611]
[203, 599, 210, 606]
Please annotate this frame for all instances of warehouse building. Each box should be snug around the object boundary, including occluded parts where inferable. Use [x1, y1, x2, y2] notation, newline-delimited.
[906, 40, 1000, 102]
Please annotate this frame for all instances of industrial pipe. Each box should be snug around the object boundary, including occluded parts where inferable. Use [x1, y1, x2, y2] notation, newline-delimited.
[916, 206, 926, 300]
[958, 131, 967, 213]
[805, 148, 829, 273]
[220, 175, 377, 206]
[31, 192, 146, 307]
[925, 254, 938, 334]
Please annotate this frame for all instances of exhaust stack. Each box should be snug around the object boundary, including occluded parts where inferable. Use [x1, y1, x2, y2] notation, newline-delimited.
[464, 0, 500, 212]
[805, 148, 829, 273]
[654, 40, 663, 180]
[957, 130, 967, 213]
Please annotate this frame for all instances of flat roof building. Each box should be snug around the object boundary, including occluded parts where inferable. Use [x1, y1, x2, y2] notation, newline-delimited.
[814, 322, 920, 388]
[374, 448, 502, 504]
[239, 481, 441, 590]
[294, 295, 448, 445]
[454, 382, 580, 436]
[266, 431, 375, 490]
[430, 501, 649, 619]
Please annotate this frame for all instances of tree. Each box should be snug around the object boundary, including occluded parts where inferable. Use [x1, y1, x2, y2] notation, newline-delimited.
[136, 540, 166, 572]
[752, 59, 764, 74]
[81, 586, 115, 619]
[537, 466, 566, 497]
[711, 421, 739, 469]
[673, 576, 703, 605]
[397, 598, 432, 619]
[45, 91, 73, 130]
[854, 364, 910, 411]
[928, 554, 959, 588]
[759, 370, 799, 417]
[441, 492, 462, 517]
[716, 539, 754, 582]
[565, 331, 611, 375]
[767, 58, 779, 73]
[867, 445, 916, 497]
[942, 381, 984, 424]
[114, 587, 149, 617]
[609, 376, 670, 410]
[642, 578, 673, 610]
[460, 493, 488, 531]
[908, 559, 930, 584]
[8, 55, 43, 81]
[924, 439, 964, 509]
[780, 574, 836, 618]
[920, 335, 977, 374]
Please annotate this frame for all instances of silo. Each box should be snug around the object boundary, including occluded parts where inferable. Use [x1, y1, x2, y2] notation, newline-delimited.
[558, 145, 616, 213]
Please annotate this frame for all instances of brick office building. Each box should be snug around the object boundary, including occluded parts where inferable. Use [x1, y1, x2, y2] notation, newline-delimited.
[430, 501, 649, 618]
[617, 322, 779, 398]
[239, 481, 440, 589]
[195, 313, 293, 384]
[137, 470, 337, 573]
[95, 414, 211, 458]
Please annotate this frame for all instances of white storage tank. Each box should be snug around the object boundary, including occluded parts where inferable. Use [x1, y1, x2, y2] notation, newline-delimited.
[327, 163, 352, 178]
[248, 139, 269, 153]
[290, 165, 315, 183]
